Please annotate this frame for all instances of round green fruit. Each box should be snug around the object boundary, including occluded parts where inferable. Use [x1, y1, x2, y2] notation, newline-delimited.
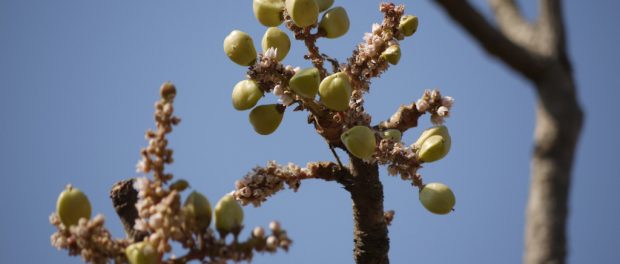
[223, 30, 257, 66]
[261, 27, 291, 61]
[214, 194, 244, 234]
[414, 125, 450, 149]
[56, 185, 92, 227]
[419, 182, 455, 215]
[318, 7, 350, 39]
[399, 15, 419, 37]
[341, 126, 376, 160]
[253, 0, 285, 27]
[314, 0, 334, 12]
[125, 241, 159, 264]
[381, 45, 401, 65]
[249, 104, 284, 135]
[232, 80, 263, 111]
[418, 135, 449, 162]
[289, 67, 320, 98]
[183, 191, 212, 232]
[285, 0, 319, 27]
[382, 129, 402, 142]
[318, 72, 352, 111]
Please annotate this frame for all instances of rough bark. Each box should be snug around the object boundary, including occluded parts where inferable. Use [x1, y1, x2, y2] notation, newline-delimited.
[110, 179, 148, 241]
[433, 1, 583, 264]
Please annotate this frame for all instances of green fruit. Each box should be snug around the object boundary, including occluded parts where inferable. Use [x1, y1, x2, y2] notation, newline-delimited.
[418, 135, 449, 162]
[169, 179, 190, 192]
[285, 0, 319, 27]
[414, 125, 451, 149]
[223, 30, 257, 66]
[232, 80, 263, 111]
[214, 194, 244, 234]
[318, 7, 350, 39]
[56, 185, 91, 227]
[253, 0, 285, 27]
[261, 27, 291, 61]
[125, 241, 159, 264]
[315, 0, 334, 12]
[318, 72, 352, 111]
[399, 15, 418, 37]
[183, 191, 212, 231]
[249, 104, 284, 135]
[419, 182, 455, 215]
[289, 67, 320, 98]
[381, 45, 401, 65]
[341, 126, 376, 160]
[382, 129, 402, 142]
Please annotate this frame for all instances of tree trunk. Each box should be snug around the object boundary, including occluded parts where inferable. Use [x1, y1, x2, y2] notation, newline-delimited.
[346, 156, 390, 264]
[525, 64, 583, 264]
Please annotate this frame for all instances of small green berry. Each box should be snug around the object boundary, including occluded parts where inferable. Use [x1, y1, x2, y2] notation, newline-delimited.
[381, 45, 401, 65]
[318, 72, 352, 111]
[418, 135, 449, 162]
[314, 0, 334, 12]
[341, 126, 376, 160]
[318, 6, 349, 39]
[399, 15, 418, 37]
[249, 104, 284, 135]
[169, 179, 190, 192]
[419, 182, 455, 215]
[56, 185, 92, 227]
[253, 0, 285, 27]
[414, 125, 451, 149]
[183, 191, 212, 232]
[382, 129, 402, 142]
[223, 30, 257, 66]
[261, 27, 291, 61]
[289, 67, 320, 98]
[285, 0, 319, 27]
[214, 194, 244, 235]
[232, 80, 263, 111]
[125, 241, 159, 264]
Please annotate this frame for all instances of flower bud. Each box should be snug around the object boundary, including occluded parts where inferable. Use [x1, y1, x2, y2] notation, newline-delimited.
[318, 7, 350, 39]
[169, 179, 190, 192]
[261, 27, 291, 61]
[253, 0, 285, 27]
[214, 194, 244, 235]
[380, 45, 401, 65]
[249, 104, 285, 135]
[285, 0, 319, 27]
[413, 125, 450, 149]
[289, 67, 320, 98]
[125, 241, 159, 264]
[160, 82, 176, 101]
[381, 129, 402, 142]
[341, 126, 376, 160]
[183, 191, 212, 231]
[223, 30, 257, 66]
[419, 182, 455, 215]
[399, 15, 418, 37]
[418, 135, 449, 162]
[315, 0, 334, 12]
[232, 80, 264, 111]
[56, 185, 92, 227]
[319, 72, 352, 111]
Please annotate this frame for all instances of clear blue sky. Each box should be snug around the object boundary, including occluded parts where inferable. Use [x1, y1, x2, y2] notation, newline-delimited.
[1, 0, 619, 263]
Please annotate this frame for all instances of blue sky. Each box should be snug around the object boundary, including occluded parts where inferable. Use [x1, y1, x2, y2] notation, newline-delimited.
[1, 0, 619, 263]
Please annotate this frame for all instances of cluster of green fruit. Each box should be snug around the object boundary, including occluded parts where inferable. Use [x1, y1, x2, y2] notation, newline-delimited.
[56, 186, 245, 264]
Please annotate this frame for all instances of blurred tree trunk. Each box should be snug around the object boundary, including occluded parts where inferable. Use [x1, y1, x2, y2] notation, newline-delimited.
[433, 1, 583, 264]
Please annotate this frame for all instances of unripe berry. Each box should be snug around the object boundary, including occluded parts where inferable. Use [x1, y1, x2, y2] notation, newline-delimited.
[223, 30, 257, 66]
[249, 104, 284, 135]
[56, 185, 92, 227]
[381, 129, 402, 142]
[214, 194, 244, 235]
[418, 135, 449, 162]
[285, 0, 319, 28]
[380, 45, 401, 65]
[232, 80, 264, 111]
[419, 182, 455, 215]
[318, 7, 350, 39]
[341, 126, 376, 160]
[261, 27, 291, 61]
[314, 0, 334, 12]
[125, 241, 159, 264]
[253, 0, 285, 27]
[289, 67, 320, 98]
[183, 191, 212, 232]
[169, 179, 190, 192]
[318, 72, 352, 111]
[399, 15, 418, 37]
[413, 125, 450, 149]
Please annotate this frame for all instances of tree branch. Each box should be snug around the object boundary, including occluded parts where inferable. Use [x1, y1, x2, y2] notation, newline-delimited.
[488, 0, 538, 50]
[110, 179, 148, 241]
[433, 0, 547, 81]
[538, 0, 570, 71]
